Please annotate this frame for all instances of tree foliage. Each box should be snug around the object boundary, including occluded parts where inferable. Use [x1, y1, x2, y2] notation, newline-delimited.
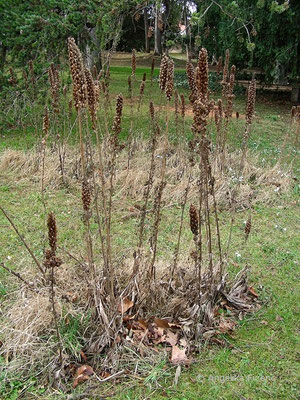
[0, 0, 299, 84]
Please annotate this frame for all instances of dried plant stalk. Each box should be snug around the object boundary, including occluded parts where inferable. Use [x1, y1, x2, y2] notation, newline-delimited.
[131, 49, 136, 77]
[48, 63, 60, 114]
[132, 101, 159, 276]
[0, 207, 45, 277]
[44, 212, 63, 364]
[149, 60, 173, 278]
[240, 78, 256, 172]
[106, 94, 124, 301]
[138, 73, 146, 111]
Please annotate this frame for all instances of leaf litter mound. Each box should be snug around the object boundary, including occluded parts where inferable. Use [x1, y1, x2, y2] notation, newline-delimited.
[1, 251, 260, 391]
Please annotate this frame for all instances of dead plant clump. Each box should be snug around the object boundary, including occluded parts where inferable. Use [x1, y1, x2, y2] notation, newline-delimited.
[0, 42, 294, 394]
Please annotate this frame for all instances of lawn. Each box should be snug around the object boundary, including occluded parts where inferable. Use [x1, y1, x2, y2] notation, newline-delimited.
[0, 63, 299, 400]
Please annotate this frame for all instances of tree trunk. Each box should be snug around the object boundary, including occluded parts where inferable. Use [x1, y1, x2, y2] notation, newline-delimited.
[183, 2, 191, 57]
[88, 28, 102, 72]
[144, 8, 150, 53]
[162, 0, 170, 53]
[154, 5, 162, 55]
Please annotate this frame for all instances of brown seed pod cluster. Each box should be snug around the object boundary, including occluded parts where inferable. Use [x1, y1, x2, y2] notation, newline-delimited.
[84, 67, 96, 129]
[245, 215, 252, 241]
[149, 101, 155, 122]
[44, 213, 62, 268]
[192, 97, 209, 136]
[47, 212, 58, 254]
[246, 78, 256, 125]
[67, 37, 87, 111]
[43, 107, 49, 136]
[189, 204, 199, 236]
[131, 49, 136, 77]
[180, 94, 185, 118]
[112, 94, 123, 135]
[128, 75, 132, 97]
[214, 99, 223, 134]
[165, 59, 174, 101]
[48, 63, 60, 114]
[139, 79, 145, 96]
[8, 67, 17, 85]
[186, 61, 197, 102]
[198, 48, 209, 101]
[159, 54, 168, 91]
[94, 80, 100, 104]
[82, 179, 91, 212]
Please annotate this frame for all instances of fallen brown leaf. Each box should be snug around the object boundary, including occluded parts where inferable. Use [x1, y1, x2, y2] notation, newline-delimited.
[73, 365, 94, 388]
[164, 330, 178, 346]
[153, 318, 170, 329]
[218, 318, 236, 334]
[171, 345, 191, 365]
[118, 297, 134, 313]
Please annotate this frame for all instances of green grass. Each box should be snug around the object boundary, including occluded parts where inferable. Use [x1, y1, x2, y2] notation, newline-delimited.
[0, 65, 300, 399]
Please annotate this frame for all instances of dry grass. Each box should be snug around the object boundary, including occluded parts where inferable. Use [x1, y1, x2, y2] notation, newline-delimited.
[0, 141, 292, 208]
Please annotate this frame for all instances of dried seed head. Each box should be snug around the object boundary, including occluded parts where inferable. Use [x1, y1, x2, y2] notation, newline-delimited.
[67, 37, 87, 111]
[192, 97, 209, 135]
[189, 204, 199, 236]
[245, 215, 252, 241]
[43, 107, 49, 136]
[159, 54, 168, 91]
[94, 81, 100, 103]
[214, 99, 223, 128]
[82, 179, 91, 212]
[139, 80, 145, 96]
[149, 101, 155, 122]
[84, 67, 96, 129]
[246, 79, 256, 125]
[131, 49, 136, 77]
[142, 72, 146, 82]
[112, 94, 123, 135]
[68, 99, 73, 119]
[165, 58, 174, 101]
[47, 212, 57, 254]
[186, 61, 197, 103]
[8, 67, 17, 85]
[180, 94, 185, 118]
[198, 48, 209, 100]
